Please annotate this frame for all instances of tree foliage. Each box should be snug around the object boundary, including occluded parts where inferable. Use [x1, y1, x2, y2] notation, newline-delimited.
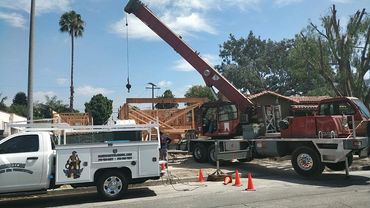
[184, 85, 215, 101]
[12, 92, 27, 106]
[293, 5, 370, 104]
[288, 32, 335, 96]
[155, 90, 178, 109]
[217, 32, 298, 95]
[59, 10, 85, 112]
[0, 93, 8, 112]
[85, 94, 113, 125]
[9, 104, 27, 117]
[34, 96, 70, 119]
[9, 92, 27, 117]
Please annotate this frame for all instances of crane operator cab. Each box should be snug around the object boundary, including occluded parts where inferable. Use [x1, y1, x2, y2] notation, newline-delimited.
[198, 102, 241, 138]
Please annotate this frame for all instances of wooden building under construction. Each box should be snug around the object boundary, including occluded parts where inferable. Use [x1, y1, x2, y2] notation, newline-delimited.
[118, 98, 207, 141]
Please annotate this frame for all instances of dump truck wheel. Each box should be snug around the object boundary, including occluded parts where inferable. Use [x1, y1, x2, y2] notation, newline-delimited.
[291, 146, 325, 177]
[193, 143, 208, 163]
[325, 153, 353, 171]
[96, 170, 128, 200]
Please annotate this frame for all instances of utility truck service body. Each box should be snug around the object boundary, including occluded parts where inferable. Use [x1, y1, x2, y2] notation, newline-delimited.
[0, 122, 164, 200]
[124, 0, 369, 177]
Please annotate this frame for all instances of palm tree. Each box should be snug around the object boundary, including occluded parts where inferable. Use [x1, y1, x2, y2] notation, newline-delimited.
[59, 10, 84, 112]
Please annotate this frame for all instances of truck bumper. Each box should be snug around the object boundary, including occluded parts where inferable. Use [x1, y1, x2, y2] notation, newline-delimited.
[343, 137, 368, 150]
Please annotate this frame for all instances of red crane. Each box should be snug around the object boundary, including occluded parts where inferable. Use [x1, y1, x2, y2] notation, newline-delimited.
[125, 0, 253, 137]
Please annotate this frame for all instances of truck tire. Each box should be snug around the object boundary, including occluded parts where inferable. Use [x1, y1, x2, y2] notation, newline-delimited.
[291, 146, 325, 177]
[208, 144, 217, 164]
[325, 154, 353, 171]
[193, 143, 208, 163]
[96, 170, 128, 200]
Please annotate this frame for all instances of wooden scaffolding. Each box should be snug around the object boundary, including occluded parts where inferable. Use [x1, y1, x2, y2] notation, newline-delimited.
[118, 98, 207, 140]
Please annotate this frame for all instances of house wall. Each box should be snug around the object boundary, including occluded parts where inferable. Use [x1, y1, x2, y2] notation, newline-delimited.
[251, 94, 293, 119]
[0, 111, 27, 136]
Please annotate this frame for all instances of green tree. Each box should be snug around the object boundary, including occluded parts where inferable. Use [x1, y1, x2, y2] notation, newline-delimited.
[9, 92, 27, 117]
[59, 10, 85, 112]
[9, 105, 27, 117]
[34, 96, 70, 119]
[295, 5, 370, 104]
[288, 32, 334, 96]
[12, 92, 27, 106]
[184, 85, 215, 101]
[85, 94, 113, 125]
[217, 32, 298, 95]
[0, 93, 8, 112]
[155, 90, 179, 109]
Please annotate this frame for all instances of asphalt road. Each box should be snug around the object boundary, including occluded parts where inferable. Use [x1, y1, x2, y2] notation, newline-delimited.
[1, 170, 369, 208]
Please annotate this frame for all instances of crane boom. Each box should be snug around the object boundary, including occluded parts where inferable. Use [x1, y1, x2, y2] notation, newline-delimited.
[124, 0, 253, 110]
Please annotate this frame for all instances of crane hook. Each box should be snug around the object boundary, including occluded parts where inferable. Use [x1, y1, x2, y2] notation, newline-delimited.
[126, 77, 132, 93]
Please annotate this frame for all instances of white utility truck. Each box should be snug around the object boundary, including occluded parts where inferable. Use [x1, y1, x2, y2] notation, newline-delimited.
[0, 121, 164, 200]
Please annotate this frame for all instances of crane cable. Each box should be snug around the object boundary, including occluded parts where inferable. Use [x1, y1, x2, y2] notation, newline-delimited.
[125, 13, 131, 93]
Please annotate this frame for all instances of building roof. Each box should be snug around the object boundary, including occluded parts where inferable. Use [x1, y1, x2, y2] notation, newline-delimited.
[290, 96, 332, 104]
[247, 91, 298, 103]
[246, 91, 332, 112]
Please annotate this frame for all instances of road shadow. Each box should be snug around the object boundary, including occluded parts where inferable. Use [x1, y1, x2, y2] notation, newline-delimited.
[0, 187, 156, 208]
[169, 154, 370, 188]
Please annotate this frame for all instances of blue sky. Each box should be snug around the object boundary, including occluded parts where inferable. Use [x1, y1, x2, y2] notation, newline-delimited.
[0, 0, 369, 116]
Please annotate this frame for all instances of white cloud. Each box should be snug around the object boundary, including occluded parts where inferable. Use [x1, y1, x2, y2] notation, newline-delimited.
[329, 0, 353, 3]
[34, 91, 56, 103]
[113, 0, 262, 41]
[172, 84, 194, 98]
[174, 59, 194, 72]
[174, 53, 220, 72]
[56, 78, 68, 86]
[157, 80, 172, 88]
[216, 0, 261, 11]
[76, 85, 114, 97]
[110, 15, 159, 40]
[0, 12, 26, 28]
[0, 0, 71, 28]
[202, 53, 220, 66]
[0, 0, 71, 15]
[273, 0, 303, 7]
[111, 12, 216, 41]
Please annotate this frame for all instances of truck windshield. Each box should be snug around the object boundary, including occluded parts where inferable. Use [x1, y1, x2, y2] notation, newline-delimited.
[352, 98, 370, 119]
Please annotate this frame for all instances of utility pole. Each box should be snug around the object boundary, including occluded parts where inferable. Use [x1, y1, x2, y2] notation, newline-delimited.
[27, 0, 35, 122]
[146, 82, 160, 110]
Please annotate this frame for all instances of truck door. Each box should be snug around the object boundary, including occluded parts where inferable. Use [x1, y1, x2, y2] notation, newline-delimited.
[0, 134, 44, 193]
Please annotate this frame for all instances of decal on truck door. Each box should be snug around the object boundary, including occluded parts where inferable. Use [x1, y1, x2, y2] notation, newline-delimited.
[63, 151, 83, 179]
[0, 163, 33, 174]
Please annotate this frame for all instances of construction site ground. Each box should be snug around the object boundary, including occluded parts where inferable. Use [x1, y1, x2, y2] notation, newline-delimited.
[163, 151, 370, 181]
[0, 151, 369, 202]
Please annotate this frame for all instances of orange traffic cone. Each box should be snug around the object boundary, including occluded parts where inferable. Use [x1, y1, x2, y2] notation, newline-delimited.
[223, 175, 232, 185]
[233, 169, 242, 187]
[198, 168, 205, 183]
[245, 172, 256, 191]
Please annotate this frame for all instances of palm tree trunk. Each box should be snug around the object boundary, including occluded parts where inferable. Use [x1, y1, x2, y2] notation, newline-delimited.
[70, 32, 74, 112]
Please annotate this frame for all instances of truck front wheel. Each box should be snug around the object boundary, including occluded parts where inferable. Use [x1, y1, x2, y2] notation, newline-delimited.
[97, 170, 128, 200]
[193, 143, 208, 163]
[291, 146, 324, 177]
